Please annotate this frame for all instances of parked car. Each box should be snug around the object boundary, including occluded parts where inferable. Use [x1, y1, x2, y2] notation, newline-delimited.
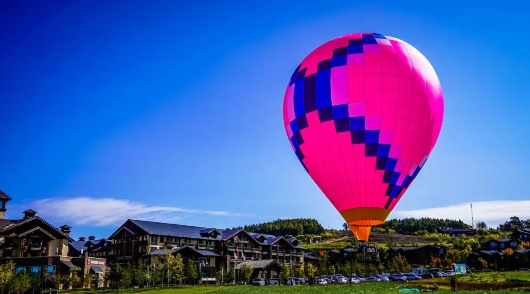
[268, 278, 279, 285]
[421, 273, 434, 279]
[389, 274, 407, 282]
[403, 273, 422, 280]
[350, 277, 361, 283]
[365, 276, 381, 282]
[316, 278, 328, 285]
[252, 278, 265, 286]
[376, 275, 390, 282]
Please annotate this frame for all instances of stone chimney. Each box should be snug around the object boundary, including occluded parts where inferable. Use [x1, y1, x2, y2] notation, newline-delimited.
[23, 209, 37, 219]
[0, 190, 12, 219]
[88, 236, 95, 241]
[59, 225, 71, 238]
[78, 237, 86, 241]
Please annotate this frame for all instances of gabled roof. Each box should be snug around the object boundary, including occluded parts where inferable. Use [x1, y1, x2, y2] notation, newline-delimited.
[0, 190, 12, 201]
[221, 229, 240, 240]
[90, 240, 113, 252]
[19, 226, 55, 239]
[199, 228, 221, 237]
[0, 216, 73, 241]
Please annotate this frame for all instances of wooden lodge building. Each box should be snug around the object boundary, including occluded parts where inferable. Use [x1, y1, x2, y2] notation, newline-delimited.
[82, 219, 306, 280]
[0, 190, 108, 288]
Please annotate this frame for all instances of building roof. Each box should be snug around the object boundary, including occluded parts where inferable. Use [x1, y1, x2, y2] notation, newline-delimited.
[234, 259, 280, 270]
[0, 219, 13, 229]
[304, 253, 319, 260]
[0, 216, 73, 241]
[195, 250, 219, 257]
[0, 190, 12, 201]
[220, 229, 240, 240]
[23, 209, 37, 214]
[69, 240, 89, 253]
[112, 219, 306, 249]
[130, 220, 224, 241]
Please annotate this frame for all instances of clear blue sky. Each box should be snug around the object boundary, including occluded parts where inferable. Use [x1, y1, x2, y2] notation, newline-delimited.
[1, 0, 529, 239]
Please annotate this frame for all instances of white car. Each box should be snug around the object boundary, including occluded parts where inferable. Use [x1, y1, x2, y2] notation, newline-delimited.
[316, 278, 328, 285]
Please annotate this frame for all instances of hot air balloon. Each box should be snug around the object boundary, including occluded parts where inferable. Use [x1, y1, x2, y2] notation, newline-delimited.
[282, 32, 444, 241]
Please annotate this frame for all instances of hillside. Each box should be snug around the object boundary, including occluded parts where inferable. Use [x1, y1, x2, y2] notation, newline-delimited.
[301, 232, 451, 250]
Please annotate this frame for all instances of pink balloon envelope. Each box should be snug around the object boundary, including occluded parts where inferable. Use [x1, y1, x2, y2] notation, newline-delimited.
[282, 32, 444, 241]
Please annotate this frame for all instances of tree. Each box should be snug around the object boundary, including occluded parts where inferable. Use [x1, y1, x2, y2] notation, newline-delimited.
[241, 264, 253, 282]
[109, 264, 125, 290]
[150, 256, 163, 285]
[293, 266, 305, 278]
[216, 265, 225, 284]
[130, 265, 146, 287]
[70, 271, 82, 289]
[304, 263, 317, 284]
[83, 271, 93, 291]
[342, 263, 352, 277]
[9, 272, 31, 294]
[476, 221, 488, 230]
[169, 253, 184, 284]
[0, 260, 15, 292]
[52, 273, 63, 290]
[280, 264, 291, 284]
[184, 259, 198, 284]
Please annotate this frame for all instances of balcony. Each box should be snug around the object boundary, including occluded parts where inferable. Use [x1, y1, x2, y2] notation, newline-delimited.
[165, 241, 179, 246]
[1, 243, 17, 250]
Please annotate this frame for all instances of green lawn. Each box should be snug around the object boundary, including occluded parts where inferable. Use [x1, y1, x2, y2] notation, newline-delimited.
[407, 271, 530, 291]
[89, 280, 530, 294]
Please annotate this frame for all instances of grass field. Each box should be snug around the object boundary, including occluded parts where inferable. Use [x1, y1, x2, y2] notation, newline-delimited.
[408, 271, 530, 291]
[89, 283, 529, 294]
[88, 273, 530, 294]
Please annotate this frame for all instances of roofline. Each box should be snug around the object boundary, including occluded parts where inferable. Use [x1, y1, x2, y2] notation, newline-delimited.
[0, 217, 73, 241]
[268, 236, 295, 248]
[108, 220, 148, 239]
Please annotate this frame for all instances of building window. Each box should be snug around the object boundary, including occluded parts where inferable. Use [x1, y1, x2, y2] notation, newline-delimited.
[490, 242, 497, 248]
[166, 237, 172, 242]
[29, 266, 40, 274]
[15, 267, 25, 274]
[151, 236, 157, 244]
[500, 243, 505, 249]
[160, 236, 165, 243]
[45, 266, 55, 273]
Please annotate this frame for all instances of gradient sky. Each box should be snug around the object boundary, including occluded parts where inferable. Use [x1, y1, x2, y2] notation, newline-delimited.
[1, 0, 529, 239]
